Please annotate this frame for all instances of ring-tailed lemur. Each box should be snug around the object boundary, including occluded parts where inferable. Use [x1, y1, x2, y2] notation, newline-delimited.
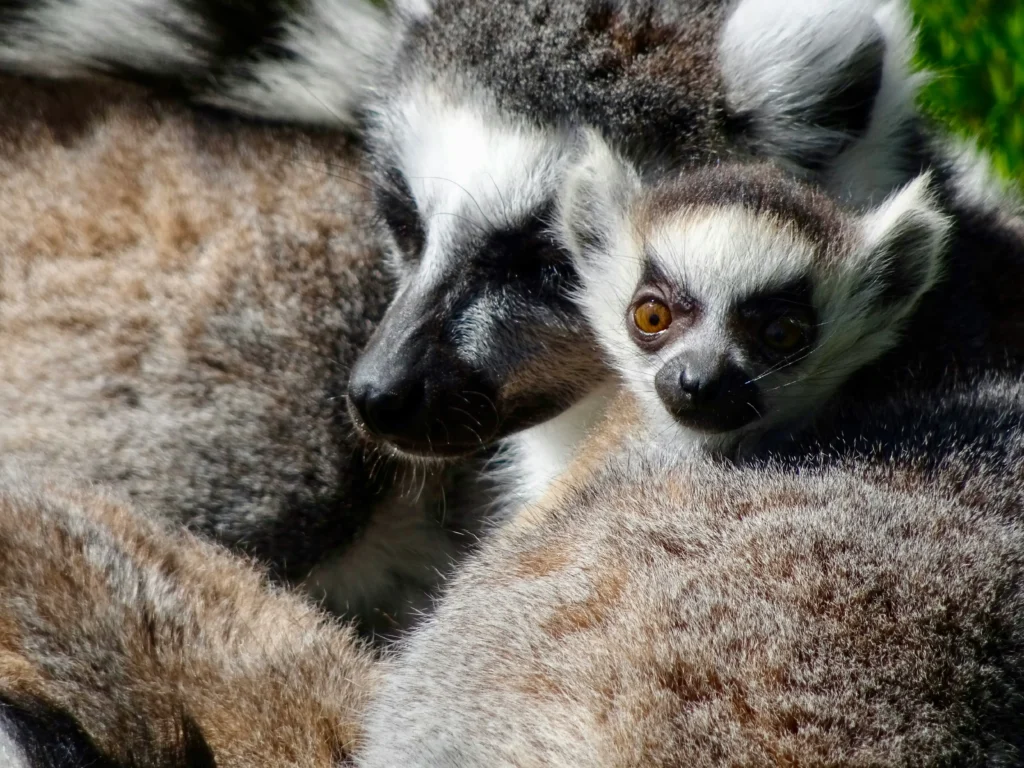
[551, 133, 948, 463]
[0, 471, 379, 768]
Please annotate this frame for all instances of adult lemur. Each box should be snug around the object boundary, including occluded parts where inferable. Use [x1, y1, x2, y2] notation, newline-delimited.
[0, 0, 963, 623]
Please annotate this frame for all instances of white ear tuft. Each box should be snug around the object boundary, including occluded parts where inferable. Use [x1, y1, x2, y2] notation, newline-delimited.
[557, 129, 641, 262]
[856, 172, 950, 317]
[720, 0, 925, 205]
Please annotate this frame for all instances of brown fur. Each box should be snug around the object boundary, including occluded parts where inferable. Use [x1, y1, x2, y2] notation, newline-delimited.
[0, 472, 380, 766]
[0, 74, 468, 630]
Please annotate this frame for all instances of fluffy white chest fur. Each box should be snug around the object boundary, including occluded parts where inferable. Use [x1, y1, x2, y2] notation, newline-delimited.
[496, 381, 617, 519]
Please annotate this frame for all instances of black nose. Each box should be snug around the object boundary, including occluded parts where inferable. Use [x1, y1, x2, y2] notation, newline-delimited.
[655, 355, 761, 434]
[347, 353, 501, 457]
[679, 368, 722, 402]
[348, 374, 425, 442]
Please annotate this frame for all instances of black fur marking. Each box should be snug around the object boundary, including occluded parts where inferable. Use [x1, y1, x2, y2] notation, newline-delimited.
[799, 29, 887, 172]
[734, 277, 818, 366]
[0, 695, 215, 768]
[812, 31, 886, 139]
[474, 203, 580, 302]
[738, 277, 815, 312]
[377, 167, 427, 260]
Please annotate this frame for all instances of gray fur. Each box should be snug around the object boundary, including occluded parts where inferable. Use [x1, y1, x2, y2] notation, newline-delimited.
[0, 0, 390, 127]
[357, 378, 1024, 766]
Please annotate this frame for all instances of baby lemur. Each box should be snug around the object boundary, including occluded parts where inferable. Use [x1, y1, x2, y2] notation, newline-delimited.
[560, 133, 949, 461]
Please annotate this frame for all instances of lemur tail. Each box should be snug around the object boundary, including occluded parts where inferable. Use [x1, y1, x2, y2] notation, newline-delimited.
[0, 0, 394, 129]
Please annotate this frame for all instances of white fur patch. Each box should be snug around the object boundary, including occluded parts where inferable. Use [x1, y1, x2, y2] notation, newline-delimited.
[389, 86, 571, 283]
[205, 0, 390, 126]
[496, 382, 616, 517]
[393, 0, 434, 22]
[0, 720, 28, 768]
[720, 0, 925, 205]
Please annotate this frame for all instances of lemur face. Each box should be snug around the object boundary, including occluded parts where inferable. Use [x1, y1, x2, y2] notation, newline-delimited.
[350, 0, 920, 459]
[623, 261, 817, 438]
[350, 89, 590, 458]
[561, 135, 948, 457]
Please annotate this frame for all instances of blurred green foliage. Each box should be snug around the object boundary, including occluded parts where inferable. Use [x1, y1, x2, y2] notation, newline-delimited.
[913, 0, 1024, 182]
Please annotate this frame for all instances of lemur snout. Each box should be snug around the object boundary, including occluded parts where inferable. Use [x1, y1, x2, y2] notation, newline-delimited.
[348, 307, 501, 457]
[348, 372, 426, 443]
[655, 354, 761, 434]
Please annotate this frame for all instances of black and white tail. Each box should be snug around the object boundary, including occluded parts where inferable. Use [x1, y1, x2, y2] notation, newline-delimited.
[0, 0, 395, 128]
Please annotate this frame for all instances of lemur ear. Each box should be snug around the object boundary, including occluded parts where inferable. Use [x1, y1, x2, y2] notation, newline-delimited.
[719, 0, 922, 204]
[557, 129, 641, 261]
[855, 173, 949, 318]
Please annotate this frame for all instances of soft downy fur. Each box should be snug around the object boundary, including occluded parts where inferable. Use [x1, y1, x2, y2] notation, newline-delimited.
[0, 470, 381, 767]
[356, 379, 1024, 767]
[0, 74, 479, 636]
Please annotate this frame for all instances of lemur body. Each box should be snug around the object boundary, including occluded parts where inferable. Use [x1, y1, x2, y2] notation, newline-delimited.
[0, 75, 483, 635]
[0, 471, 380, 767]
[357, 379, 1024, 766]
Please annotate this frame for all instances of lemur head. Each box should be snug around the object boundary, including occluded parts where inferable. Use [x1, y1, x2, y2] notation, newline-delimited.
[350, 0, 923, 458]
[560, 133, 949, 456]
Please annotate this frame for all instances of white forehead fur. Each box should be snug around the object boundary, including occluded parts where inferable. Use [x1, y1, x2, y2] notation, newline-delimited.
[646, 209, 817, 310]
[720, 0, 924, 205]
[388, 84, 571, 284]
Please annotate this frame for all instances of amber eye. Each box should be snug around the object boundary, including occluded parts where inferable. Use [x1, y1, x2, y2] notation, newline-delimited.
[633, 300, 673, 335]
[762, 315, 807, 353]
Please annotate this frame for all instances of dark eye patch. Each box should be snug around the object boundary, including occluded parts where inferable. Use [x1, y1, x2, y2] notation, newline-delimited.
[734, 277, 818, 363]
[476, 203, 579, 298]
[375, 167, 426, 259]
